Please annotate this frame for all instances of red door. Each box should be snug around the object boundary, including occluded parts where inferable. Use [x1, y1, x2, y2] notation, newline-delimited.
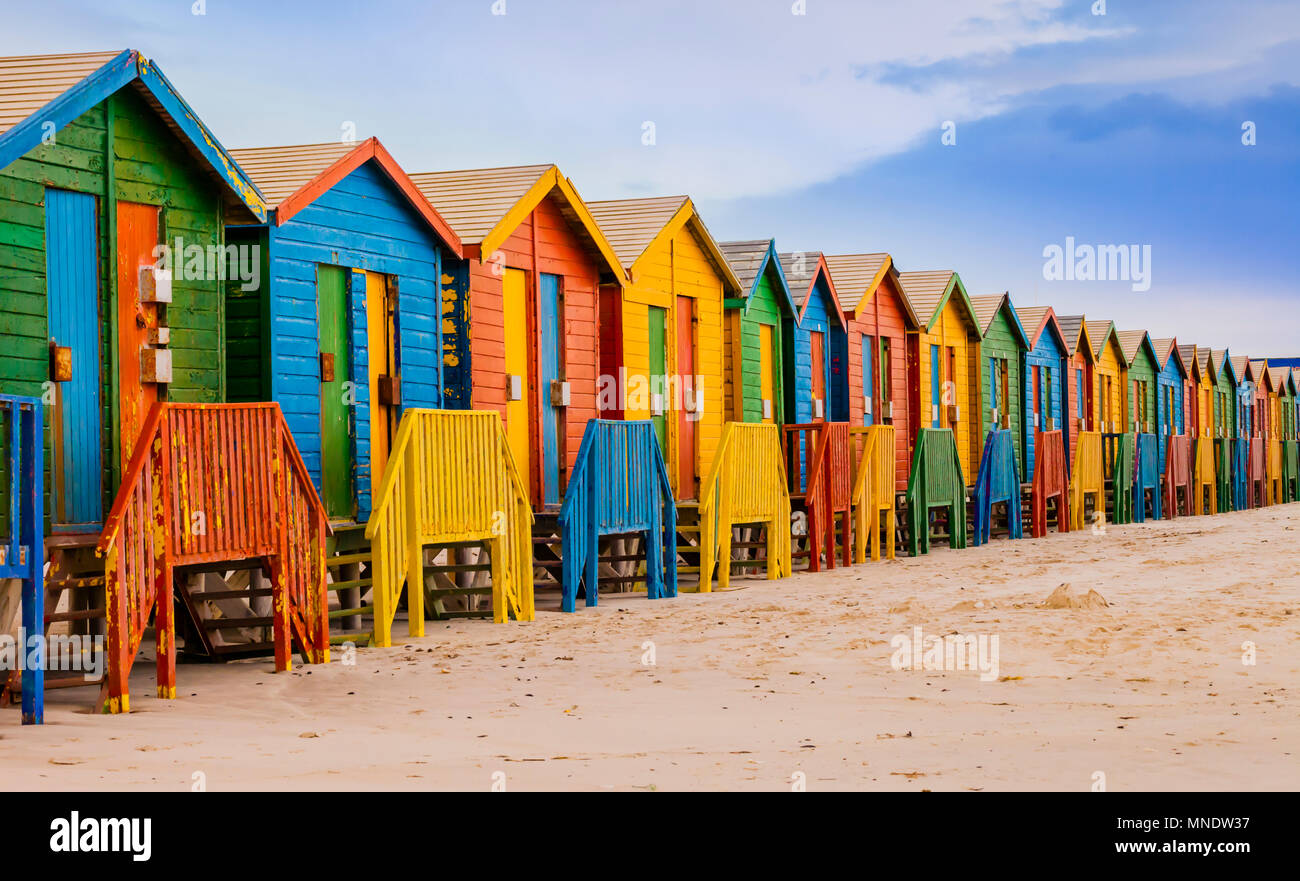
[675, 296, 696, 500]
[117, 202, 162, 472]
[810, 331, 826, 421]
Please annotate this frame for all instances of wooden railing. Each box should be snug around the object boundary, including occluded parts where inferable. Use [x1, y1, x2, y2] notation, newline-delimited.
[1266, 438, 1283, 505]
[973, 428, 1022, 546]
[1133, 433, 1162, 522]
[697, 422, 791, 592]
[783, 422, 852, 571]
[97, 403, 330, 714]
[905, 428, 966, 556]
[0, 395, 44, 724]
[1191, 437, 1217, 515]
[849, 425, 896, 562]
[1069, 432, 1104, 531]
[559, 420, 676, 612]
[1030, 430, 1070, 538]
[365, 410, 534, 644]
[1164, 435, 1192, 518]
[1102, 433, 1135, 525]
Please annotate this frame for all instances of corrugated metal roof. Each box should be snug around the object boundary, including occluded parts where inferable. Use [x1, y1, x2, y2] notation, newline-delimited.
[823, 253, 888, 310]
[778, 251, 824, 311]
[896, 270, 955, 326]
[586, 195, 690, 270]
[969, 293, 1007, 337]
[1115, 330, 1149, 365]
[1057, 314, 1086, 352]
[228, 142, 356, 205]
[0, 50, 122, 135]
[1085, 320, 1114, 359]
[718, 240, 771, 295]
[408, 164, 554, 245]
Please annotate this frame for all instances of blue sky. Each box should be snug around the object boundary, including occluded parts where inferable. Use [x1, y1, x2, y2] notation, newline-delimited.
[6, 0, 1298, 353]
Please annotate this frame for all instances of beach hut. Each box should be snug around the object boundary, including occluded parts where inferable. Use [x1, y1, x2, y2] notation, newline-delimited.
[898, 271, 984, 483]
[1016, 306, 1071, 475]
[969, 293, 1030, 479]
[1151, 339, 1187, 457]
[718, 240, 797, 426]
[407, 165, 627, 510]
[1086, 321, 1128, 434]
[1212, 350, 1240, 511]
[1179, 344, 1201, 440]
[779, 251, 850, 426]
[1056, 315, 1097, 467]
[0, 50, 266, 532]
[585, 197, 742, 502]
[226, 141, 464, 524]
[1117, 330, 1160, 436]
[1275, 366, 1299, 502]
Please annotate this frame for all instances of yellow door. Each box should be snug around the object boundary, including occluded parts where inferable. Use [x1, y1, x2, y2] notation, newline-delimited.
[366, 271, 395, 500]
[759, 324, 775, 424]
[503, 268, 531, 494]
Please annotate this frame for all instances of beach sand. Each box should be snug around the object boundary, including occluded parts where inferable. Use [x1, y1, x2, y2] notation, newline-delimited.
[3, 503, 1297, 792]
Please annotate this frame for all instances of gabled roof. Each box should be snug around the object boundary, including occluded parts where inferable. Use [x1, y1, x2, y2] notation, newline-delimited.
[1115, 329, 1160, 370]
[1214, 350, 1238, 385]
[1152, 338, 1187, 379]
[822, 253, 921, 328]
[778, 251, 847, 327]
[410, 164, 622, 278]
[1085, 320, 1120, 361]
[969, 293, 1030, 349]
[1178, 344, 1198, 381]
[230, 139, 463, 256]
[0, 49, 266, 221]
[1231, 355, 1251, 385]
[896, 270, 982, 339]
[1248, 360, 1272, 391]
[1056, 314, 1095, 362]
[585, 196, 743, 295]
[1282, 367, 1299, 396]
[718, 239, 797, 318]
[1015, 306, 1069, 355]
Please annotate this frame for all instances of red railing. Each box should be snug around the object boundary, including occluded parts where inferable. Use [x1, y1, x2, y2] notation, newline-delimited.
[1164, 435, 1192, 518]
[783, 422, 851, 571]
[97, 403, 330, 713]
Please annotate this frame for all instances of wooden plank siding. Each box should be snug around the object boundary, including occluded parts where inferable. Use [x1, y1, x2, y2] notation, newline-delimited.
[1089, 322, 1129, 435]
[1017, 307, 1069, 479]
[831, 258, 915, 493]
[719, 246, 790, 425]
[781, 254, 847, 427]
[971, 294, 1028, 480]
[1119, 331, 1160, 435]
[1, 88, 233, 528]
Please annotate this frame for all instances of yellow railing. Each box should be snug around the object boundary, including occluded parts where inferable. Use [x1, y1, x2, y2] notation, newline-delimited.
[850, 425, 897, 562]
[1191, 436, 1217, 515]
[1069, 431, 1105, 531]
[698, 422, 791, 592]
[1267, 438, 1283, 505]
[365, 410, 534, 646]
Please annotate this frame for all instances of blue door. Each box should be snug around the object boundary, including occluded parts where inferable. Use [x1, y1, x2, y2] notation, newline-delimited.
[539, 273, 562, 505]
[930, 345, 941, 428]
[45, 189, 102, 528]
[861, 334, 874, 426]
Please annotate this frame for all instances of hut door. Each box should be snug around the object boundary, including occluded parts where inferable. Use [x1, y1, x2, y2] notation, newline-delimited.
[539, 273, 563, 506]
[116, 202, 161, 475]
[675, 296, 697, 499]
[503, 268, 532, 500]
[365, 271, 397, 500]
[647, 306, 668, 458]
[930, 345, 942, 428]
[317, 265, 354, 520]
[45, 189, 103, 528]
[829, 330, 848, 422]
[760, 324, 777, 424]
[809, 331, 826, 421]
[861, 335, 874, 426]
[1032, 366, 1042, 431]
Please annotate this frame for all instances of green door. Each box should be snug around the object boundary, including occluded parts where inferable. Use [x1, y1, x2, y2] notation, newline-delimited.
[648, 305, 668, 456]
[318, 265, 353, 520]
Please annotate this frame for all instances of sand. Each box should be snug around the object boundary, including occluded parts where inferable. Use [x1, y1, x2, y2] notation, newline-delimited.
[2, 503, 1297, 792]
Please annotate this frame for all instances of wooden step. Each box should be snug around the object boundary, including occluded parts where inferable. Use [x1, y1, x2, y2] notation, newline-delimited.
[44, 608, 105, 624]
[326, 552, 372, 568]
[192, 587, 273, 602]
[326, 578, 373, 593]
[202, 616, 273, 631]
[46, 575, 106, 592]
[329, 605, 375, 620]
[329, 632, 373, 647]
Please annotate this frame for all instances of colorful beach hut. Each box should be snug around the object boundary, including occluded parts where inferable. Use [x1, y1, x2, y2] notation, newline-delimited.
[585, 196, 742, 501]
[1212, 350, 1240, 511]
[408, 165, 626, 510]
[718, 240, 797, 426]
[226, 140, 464, 523]
[1056, 315, 1097, 467]
[969, 293, 1030, 478]
[1086, 321, 1128, 434]
[824, 252, 919, 492]
[898, 271, 984, 483]
[0, 50, 267, 532]
[1152, 339, 1188, 451]
[779, 251, 850, 425]
[1117, 330, 1160, 436]
[1016, 307, 1071, 474]
[1179, 344, 1201, 439]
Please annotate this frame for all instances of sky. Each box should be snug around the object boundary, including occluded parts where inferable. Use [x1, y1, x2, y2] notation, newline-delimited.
[5, 0, 1298, 354]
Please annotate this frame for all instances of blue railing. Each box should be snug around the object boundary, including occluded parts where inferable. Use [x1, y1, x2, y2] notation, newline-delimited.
[1133, 433, 1163, 522]
[1232, 436, 1249, 511]
[0, 395, 44, 725]
[973, 429, 1022, 545]
[558, 421, 677, 613]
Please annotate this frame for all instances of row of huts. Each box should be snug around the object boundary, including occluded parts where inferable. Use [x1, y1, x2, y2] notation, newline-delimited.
[2, 50, 1297, 720]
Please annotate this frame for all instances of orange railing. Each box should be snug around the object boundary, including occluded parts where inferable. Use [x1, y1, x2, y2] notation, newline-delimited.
[97, 403, 330, 713]
[784, 422, 852, 571]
